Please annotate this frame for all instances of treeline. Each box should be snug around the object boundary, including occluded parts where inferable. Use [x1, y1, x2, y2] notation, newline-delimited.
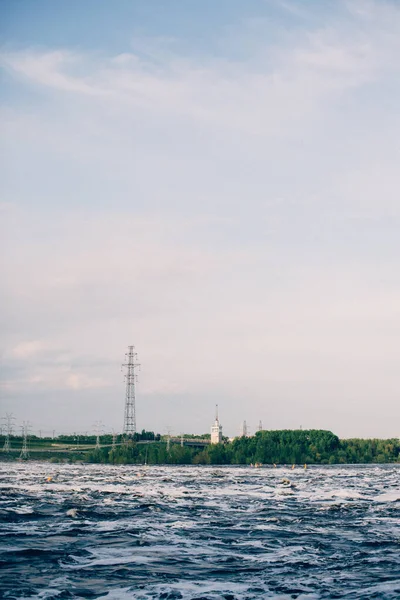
[54, 430, 160, 443]
[0, 430, 160, 446]
[86, 430, 400, 465]
[227, 430, 400, 465]
[87, 442, 197, 465]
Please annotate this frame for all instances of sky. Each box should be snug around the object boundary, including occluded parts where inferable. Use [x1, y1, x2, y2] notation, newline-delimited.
[1, 0, 400, 439]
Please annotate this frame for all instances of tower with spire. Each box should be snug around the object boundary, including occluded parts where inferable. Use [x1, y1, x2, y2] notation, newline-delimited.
[211, 404, 223, 444]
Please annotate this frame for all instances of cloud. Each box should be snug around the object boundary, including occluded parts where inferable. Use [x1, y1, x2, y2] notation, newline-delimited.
[65, 373, 110, 391]
[1, 0, 400, 437]
[10, 340, 49, 359]
[2, 2, 399, 136]
[0, 50, 108, 96]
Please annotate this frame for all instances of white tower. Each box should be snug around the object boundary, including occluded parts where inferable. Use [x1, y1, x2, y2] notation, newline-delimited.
[211, 404, 222, 444]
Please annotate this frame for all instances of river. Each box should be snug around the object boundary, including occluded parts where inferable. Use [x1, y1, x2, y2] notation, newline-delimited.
[0, 463, 399, 599]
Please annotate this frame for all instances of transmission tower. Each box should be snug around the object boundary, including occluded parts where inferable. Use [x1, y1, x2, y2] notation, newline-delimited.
[3, 432, 10, 453]
[19, 422, 30, 460]
[241, 420, 248, 437]
[258, 420, 263, 432]
[121, 345, 140, 436]
[93, 421, 103, 449]
[3, 413, 15, 453]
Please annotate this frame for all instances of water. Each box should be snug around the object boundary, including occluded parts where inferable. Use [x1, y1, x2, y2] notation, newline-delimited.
[0, 463, 399, 599]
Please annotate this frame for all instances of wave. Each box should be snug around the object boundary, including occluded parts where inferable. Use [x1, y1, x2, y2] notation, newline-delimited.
[0, 463, 399, 599]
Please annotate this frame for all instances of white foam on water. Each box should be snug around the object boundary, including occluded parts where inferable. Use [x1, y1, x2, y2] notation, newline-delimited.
[374, 490, 400, 502]
[105, 579, 323, 600]
[168, 519, 198, 529]
[5, 505, 35, 514]
[1, 463, 399, 599]
[32, 590, 63, 599]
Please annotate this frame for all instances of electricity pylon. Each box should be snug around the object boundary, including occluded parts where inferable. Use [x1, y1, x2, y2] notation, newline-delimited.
[2, 413, 15, 453]
[121, 346, 140, 436]
[19, 422, 30, 460]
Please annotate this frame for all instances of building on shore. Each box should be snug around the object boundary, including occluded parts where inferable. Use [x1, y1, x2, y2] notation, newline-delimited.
[211, 405, 223, 444]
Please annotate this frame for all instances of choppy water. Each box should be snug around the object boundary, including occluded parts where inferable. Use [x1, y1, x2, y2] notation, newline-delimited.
[0, 463, 399, 599]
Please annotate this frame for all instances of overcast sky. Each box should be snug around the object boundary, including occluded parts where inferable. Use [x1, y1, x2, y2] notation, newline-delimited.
[1, 0, 399, 439]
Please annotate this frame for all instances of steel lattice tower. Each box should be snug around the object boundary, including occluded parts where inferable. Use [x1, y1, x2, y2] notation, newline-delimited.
[93, 421, 103, 449]
[19, 422, 30, 460]
[122, 346, 140, 436]
[2, 413, 15, 453]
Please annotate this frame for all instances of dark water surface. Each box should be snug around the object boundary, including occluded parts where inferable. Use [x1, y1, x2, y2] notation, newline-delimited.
[0, 463, 399, 599]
